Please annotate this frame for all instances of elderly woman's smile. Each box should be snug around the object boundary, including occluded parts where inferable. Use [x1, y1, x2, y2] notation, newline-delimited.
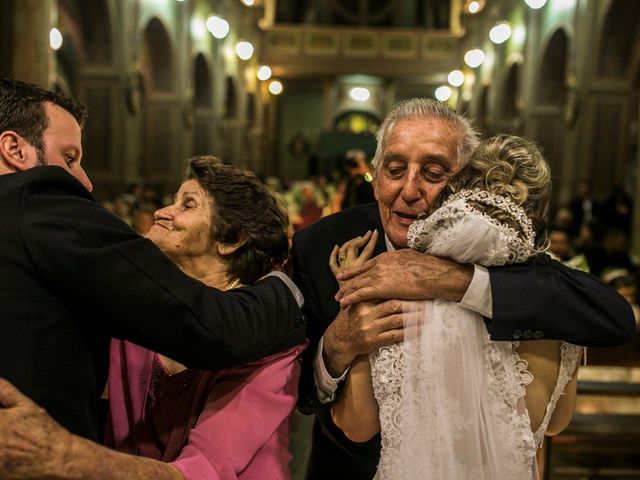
[146, 179, 217, 262]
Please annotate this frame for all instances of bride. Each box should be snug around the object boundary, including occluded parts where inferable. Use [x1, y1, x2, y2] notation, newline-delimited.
[330, 134, 583, 479]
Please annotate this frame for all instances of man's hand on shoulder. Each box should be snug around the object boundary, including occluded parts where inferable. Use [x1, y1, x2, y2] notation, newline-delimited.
[335, 249, 474, 306]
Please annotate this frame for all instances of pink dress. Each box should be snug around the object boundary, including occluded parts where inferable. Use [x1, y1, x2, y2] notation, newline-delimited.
[106, 339, 306, 479]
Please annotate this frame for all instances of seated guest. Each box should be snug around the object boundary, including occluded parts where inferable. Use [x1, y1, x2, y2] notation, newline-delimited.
[107, 156, 306, 479]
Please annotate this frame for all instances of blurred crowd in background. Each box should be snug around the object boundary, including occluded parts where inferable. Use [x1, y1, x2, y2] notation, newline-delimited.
[101, 152, 640, 331]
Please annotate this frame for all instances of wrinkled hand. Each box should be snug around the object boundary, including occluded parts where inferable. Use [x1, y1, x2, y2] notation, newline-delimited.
[336, 249, 473, 307]
[0, 378, 73, 479]
[323, 300, 423, 376]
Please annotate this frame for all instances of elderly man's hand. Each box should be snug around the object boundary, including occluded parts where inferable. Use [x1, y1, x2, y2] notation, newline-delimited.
[322, 300, 423, 377]
[335, 249, 473, 307]
[0, 378, 73, 479]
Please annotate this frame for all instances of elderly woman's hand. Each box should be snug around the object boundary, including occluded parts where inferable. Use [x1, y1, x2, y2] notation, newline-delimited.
[329, 230, 378, 288]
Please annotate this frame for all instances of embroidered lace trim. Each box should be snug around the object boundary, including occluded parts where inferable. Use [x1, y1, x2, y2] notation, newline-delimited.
[531, 342, 582, 446]
[408, 189, 535, 265]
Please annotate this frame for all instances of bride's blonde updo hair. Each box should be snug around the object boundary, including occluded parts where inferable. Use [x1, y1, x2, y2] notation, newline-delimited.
[449, 134, 551, 250]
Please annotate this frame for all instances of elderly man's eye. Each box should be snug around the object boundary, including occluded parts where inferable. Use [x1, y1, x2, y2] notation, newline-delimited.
[424, 168, 447, 182]
[385, 166, 404, 177]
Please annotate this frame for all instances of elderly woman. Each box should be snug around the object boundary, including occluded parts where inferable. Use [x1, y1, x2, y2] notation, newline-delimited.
[106, 156, 306, 479]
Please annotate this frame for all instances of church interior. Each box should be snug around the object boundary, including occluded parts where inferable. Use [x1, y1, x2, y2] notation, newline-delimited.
[2, 0, 640, 478]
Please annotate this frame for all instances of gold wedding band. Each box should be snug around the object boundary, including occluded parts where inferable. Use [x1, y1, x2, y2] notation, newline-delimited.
[339, 255, 347, 262]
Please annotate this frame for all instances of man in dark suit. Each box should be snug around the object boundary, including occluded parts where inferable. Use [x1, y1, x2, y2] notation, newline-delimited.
[0, 78, 305, 472]
[292, 98, 635, 479]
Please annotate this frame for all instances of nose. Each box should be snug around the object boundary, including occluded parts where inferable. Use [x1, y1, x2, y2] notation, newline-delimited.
[77, 167, 93, 192]
[400, 168, 425, 204]
[154, 205, 173, 220]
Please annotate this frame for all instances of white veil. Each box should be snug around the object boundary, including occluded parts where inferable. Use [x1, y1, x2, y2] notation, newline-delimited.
[397, 301, 533, 479]
[375, 191, 538, 479]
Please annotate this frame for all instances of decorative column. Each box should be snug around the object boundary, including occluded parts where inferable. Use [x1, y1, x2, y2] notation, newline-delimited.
[11, 0, 53, 87]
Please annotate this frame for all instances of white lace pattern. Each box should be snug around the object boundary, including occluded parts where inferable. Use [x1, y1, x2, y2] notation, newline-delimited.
[371, 191, 580, 480]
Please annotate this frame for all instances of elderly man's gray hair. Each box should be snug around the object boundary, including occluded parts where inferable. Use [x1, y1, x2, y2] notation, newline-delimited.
[371, 98, 480, 170]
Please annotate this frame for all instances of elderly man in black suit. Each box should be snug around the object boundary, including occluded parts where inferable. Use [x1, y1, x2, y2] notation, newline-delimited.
[0, 78, 304, 476]
[292, 98, 635, 479]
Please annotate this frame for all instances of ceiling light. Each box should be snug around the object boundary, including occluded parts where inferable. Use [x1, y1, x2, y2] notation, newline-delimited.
[489, 22, 512, 44]
[49, 28, 63, 50]
[257, 65, 272, 81]
[206, 15, 230, 39]
[269, 80, 283, 95]
[447, 70, 464, 87]
[235, 41, 254, 60]
[349, 87, 370, 102]
[435, 86, 452, 102]
[464, 49, 485, 68]
[468, 1, 481, 13]
[524, 0, 547, 9]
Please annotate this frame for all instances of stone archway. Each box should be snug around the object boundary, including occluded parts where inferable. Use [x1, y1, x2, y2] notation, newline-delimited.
[598, 0, 640, 252]
[501, 62, 522, 134]
[585, 0, 640, 200]
[224, 75, 238, 122]
[139, 17, 178, 186]
[58, 0, 112, 65]
[220, 75, 238, 162]
[531, 28, 568, 198]
[57, 0, 116, 188]
[477, 83, 491, 137]
[192, 53, 215, 156]
[537, 30, 567, 106]
[597, 0, 640, 79]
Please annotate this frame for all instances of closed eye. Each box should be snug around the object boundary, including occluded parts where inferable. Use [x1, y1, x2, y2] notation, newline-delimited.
[181, 197, 197, 209]
[386, 167, 405, 177]
[423, 167, 449, 183]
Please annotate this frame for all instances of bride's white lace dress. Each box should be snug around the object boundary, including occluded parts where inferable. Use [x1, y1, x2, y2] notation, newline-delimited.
[370, 190, 581, 480]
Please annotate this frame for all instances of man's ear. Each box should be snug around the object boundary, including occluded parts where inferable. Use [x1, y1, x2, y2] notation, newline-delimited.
[217, 236, 248, 256]
[0, 131, 38, 171]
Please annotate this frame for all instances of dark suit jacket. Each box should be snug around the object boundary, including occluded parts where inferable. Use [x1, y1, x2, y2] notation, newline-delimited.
[0, 167, 305, 440]
[292, 202, 635, 479]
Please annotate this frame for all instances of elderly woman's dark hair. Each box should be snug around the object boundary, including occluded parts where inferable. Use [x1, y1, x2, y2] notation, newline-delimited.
[186, 156, 289, 285]
[449, 134, 552, 250]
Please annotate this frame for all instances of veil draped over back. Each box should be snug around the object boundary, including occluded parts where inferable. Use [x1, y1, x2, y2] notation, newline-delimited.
[371, 190, 539, 479]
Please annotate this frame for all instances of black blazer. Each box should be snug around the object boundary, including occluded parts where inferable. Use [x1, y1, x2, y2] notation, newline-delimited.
[0, 167, 305, 440]
[292, 202, 635, 479]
